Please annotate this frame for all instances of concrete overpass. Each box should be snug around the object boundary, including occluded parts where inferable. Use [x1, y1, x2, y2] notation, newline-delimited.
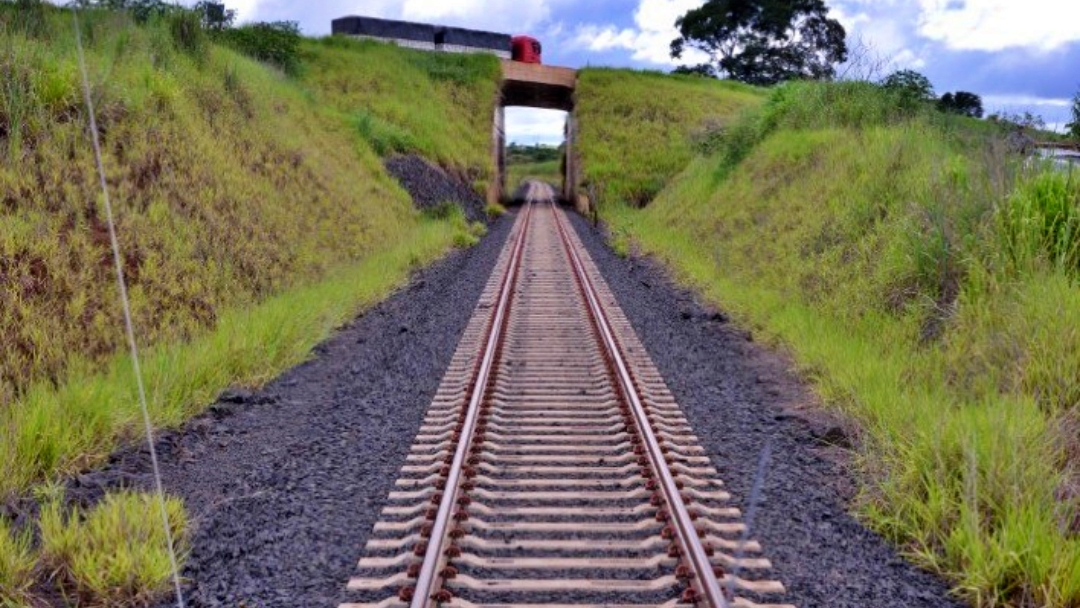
[492, 60, 578, 205]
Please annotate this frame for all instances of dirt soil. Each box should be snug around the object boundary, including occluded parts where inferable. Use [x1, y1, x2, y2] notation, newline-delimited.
[69, 206, 962, 608]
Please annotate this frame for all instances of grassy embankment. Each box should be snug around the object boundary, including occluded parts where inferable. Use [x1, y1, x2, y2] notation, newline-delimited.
[302, 36, 499, 190]
[574, 68, 764, 206]
[0, 5, 499, 605]
[577, 69, 1078, 606]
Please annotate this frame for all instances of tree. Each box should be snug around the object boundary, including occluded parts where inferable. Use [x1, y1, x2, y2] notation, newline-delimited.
[938, 91, 983, 118]
[835, 35, 893, 82]
[670, 0, 848, 86]
[672, 63, 717, 77]
[881, 69, 934, 101]
[195, 2, 236, 30]
[988, 111, 1046, 131]
[1068, 89, 1080, 140]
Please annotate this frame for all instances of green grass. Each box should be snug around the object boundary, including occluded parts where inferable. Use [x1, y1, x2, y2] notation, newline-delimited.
[39, 491, 187, 607]
[585, 78, 1079, 606]
[507, 159, 561, 193]
[0, 519, 35, 606]
[301, 36, 500, 179]
[575, 68, 765, 208]
[0, 5, 496, 603]
[0, 214, 463, 496]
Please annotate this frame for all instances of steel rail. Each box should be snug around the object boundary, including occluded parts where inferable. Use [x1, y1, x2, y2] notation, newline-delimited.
[409, 202, 535, 607]
[549, 202, 730, 608]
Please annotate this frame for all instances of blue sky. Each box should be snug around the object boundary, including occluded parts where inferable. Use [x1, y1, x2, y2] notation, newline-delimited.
[222, 0, 1079, 144]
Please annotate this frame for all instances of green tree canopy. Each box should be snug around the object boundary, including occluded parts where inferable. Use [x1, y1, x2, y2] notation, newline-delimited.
[672, 63, 717, 77]
[938, 91, 984, 118]
[1068, 89, 1080, 140]
[881, 69, 935, 101]
[670, 0, 848, 86]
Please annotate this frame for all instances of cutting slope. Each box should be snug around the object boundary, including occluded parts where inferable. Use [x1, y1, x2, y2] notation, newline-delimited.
[581, 75, 1078, 606]
[574, 68, 764, 208]
[0, 7, 499, 495]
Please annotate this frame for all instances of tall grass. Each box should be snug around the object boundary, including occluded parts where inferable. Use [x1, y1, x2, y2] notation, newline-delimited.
[1001, 170, 1080, 278]
[0, 209, 465, 497]
[0, 519, 34, 606]
[585, 78, 1079, 606]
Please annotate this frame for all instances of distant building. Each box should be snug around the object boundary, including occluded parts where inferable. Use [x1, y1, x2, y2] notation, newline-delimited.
[332, 16, 511, 58]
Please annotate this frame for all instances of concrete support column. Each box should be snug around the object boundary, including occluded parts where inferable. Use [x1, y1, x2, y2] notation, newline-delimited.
[490, 105, 506, 205]
[563, 113, 576, 204]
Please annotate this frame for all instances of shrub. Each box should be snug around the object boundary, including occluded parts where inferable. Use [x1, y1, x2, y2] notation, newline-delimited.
[218, 21, 301, 74]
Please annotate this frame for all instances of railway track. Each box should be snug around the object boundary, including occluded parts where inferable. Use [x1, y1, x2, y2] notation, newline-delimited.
[342, 182, 792, 608]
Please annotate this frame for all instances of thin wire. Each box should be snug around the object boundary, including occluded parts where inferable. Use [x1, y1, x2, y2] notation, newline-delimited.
[71, 8, 186, 608]
[726, 440, 772, 601]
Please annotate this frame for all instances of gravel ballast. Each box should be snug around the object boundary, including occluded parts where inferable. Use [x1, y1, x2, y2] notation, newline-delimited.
[384, 155, 488, 223]
[75, 205, 960, 608]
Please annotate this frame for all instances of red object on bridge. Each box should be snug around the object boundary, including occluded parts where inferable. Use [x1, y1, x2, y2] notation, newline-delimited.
[512, 35, 542, 64]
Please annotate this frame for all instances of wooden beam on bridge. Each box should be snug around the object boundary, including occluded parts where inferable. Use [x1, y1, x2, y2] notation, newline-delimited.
[500, 60, 576, 111]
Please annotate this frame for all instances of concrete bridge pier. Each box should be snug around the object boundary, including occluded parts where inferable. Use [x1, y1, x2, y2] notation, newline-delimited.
[494, 60, 577, 206]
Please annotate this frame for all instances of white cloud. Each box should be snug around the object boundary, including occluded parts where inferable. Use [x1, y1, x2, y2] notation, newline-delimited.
[982, 94, 1072, 108]
[917, 0, 1080, 51]
[505, 107, 567, 145]
[226, 0, 261, 21]
[400, 0, 562, 33]
[572, 0, 707, 66]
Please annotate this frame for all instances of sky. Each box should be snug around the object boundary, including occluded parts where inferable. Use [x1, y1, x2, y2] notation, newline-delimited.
[219, 0, 1079, 144]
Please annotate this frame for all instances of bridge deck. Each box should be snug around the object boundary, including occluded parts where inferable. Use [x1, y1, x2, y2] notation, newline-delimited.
[501, 60, 576, 111]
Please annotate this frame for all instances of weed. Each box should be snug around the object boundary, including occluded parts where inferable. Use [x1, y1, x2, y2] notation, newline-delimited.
[422, 201, 458, 221]
[0, 6, 493, 599]
[354, 109, 416, 156]
[303, 36, 499, 177]
[0, 9, 498, 402]
[0, 0, 49, 39]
